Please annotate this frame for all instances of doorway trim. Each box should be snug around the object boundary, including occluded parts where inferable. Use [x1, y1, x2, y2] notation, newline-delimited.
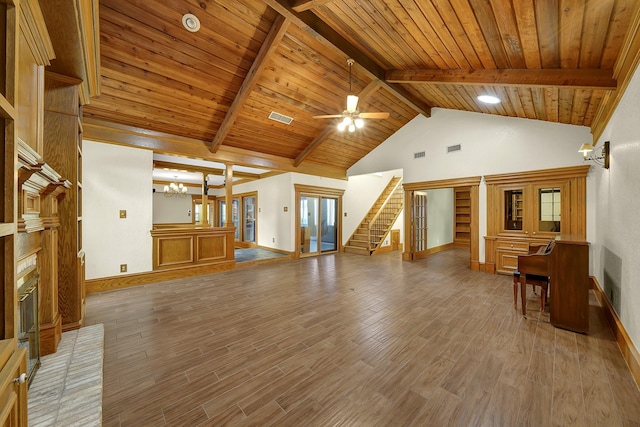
[403, 176, 481, 270]
[294, 184, 344, 259]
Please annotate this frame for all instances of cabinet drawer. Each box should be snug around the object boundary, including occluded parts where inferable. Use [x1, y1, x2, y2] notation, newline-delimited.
[496, 250, 520, 274]
[496, 240, 529, 252]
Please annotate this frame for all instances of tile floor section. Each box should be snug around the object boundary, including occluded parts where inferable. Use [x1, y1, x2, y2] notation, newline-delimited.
[27, 324, 104, 427]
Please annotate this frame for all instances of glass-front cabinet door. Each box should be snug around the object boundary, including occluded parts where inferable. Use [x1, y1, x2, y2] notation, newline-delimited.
[503, 188, 524, 232]
[532, 183, 566, 238]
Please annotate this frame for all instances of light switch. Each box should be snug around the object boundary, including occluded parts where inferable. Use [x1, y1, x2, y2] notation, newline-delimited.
[284, 207, 288, 212]
[119, 210, 127, 218]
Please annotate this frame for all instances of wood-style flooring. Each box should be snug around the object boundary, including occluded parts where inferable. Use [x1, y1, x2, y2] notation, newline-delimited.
[85, 248, 640, 426]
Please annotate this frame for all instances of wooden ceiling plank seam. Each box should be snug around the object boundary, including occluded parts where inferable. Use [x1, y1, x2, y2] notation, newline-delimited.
[384, 68, 617, 89]
[467, 0, 512, 68]
[99, 4, 257, 76]
[534, 0, 560, 69]
[543, 86, 560, 123]
[582, 90, 604, 127]
[530, 87, 547, 121]
[558, 87, 574, 124]
[98, 35, 245, 95]
[410, 0, 473, 69]
[512, 0, 542, 69]
[210, 14, 291, 152]
[430, 0, 484, 69]
[446, 84, 477, 112]
[570, 88, 591, 125]
[515, 87, 538, 120]
[308, 6, 395, 71]
[332, 0, 425, 69]
[488, 0, 527, 69]
[382, 0, 453, 69]
[448, 0, 498, 69]
[559, 0, 585, 69]
[99, 69, 228, 113]
[505, 86, 527, 118]
[86, 94, 222, 130]
[294, 79, 382, 166]
[98, 79, 224, 124]
[578, 0, 615, 68]
[262, 0, 433, 115]
[599, 0, 636, 69]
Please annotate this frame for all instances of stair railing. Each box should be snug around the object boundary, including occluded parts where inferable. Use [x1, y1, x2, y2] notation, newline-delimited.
[367, 180, 403, 252]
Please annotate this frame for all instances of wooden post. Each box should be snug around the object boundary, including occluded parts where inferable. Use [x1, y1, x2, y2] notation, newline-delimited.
[225, 164, 233, 228]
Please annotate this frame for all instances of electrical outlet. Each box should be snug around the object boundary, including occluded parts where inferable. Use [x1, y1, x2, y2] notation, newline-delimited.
[344, 212, 347, 217]
[283, 206, 288, 212]
[119, 210, 127, 218]
[120, 264, 127, 273]
[272, 237, 275, 243]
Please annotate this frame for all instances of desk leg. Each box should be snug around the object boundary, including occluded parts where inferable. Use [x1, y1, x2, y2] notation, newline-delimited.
[520, 277, 527, 316]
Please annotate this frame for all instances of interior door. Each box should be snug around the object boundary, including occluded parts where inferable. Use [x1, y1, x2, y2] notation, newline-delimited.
[412, 191, 428, 260]
[243, 196, 256, 243]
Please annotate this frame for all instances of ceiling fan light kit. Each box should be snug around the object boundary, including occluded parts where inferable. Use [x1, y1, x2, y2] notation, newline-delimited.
[314, 58, 390, 132]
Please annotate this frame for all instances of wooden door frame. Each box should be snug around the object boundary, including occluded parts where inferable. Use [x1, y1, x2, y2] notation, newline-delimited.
[403, 177, 481, 270]
[294, 185, 344, 259]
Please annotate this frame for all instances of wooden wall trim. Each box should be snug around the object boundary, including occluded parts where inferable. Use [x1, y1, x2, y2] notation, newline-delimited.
[591, 276, 640, 389]
[403, 176, 482, 191]
[86, 261, 236, 294]
[484, 165, 590, 185]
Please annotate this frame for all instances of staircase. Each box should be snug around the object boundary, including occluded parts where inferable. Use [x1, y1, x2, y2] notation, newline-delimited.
[345, 176, 403, 255]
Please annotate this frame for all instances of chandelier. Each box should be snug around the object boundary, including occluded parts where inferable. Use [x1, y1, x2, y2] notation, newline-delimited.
[164, 176, 188, 197]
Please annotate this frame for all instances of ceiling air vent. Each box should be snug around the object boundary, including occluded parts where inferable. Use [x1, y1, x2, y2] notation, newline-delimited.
[414, 151, 425, 159]
[447, 144, 461, 153]
[268, 111, 293, 125]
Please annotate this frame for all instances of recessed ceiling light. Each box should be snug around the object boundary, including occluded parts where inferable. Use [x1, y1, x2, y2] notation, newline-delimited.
[477, 95, 501, 104]
[182, 14, 200, 32]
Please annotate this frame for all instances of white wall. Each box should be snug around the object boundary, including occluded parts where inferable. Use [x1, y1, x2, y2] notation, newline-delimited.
[83, 141, 153, 279]
[592, 65, 640, 350]
[426, 188, 454, 249]
[232, 173, 349, 252]
[349, 108, 594, 262]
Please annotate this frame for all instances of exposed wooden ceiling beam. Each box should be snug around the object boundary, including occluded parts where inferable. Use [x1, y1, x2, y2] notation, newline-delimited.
[153, 160, 263, 180]
[291, 0, 335, 12]
[385, 68, 617, 90]
[294, 80, 383, 166]
[84, 118, 348, 180]
[263, 0, 431, 117]
[210, 14, 290, 153]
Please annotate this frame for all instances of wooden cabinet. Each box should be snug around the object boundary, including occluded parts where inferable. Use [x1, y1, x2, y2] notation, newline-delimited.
[484, 166, 589, 275]
[454, 187, 471, 245]
[0, 340, 28, 426]
[43, 73, 85, 332]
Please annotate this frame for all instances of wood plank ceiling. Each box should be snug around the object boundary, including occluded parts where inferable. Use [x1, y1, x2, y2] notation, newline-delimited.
[82, 0, 639, 178]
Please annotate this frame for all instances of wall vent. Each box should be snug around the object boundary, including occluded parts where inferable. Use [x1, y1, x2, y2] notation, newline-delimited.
[414, 151, 426, 159]
[268, 111, 293, 125]
[447, 144, 461, 153]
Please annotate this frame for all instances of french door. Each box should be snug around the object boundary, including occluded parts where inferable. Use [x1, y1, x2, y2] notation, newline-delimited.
[411, 191, 428, 260]
[295, 185, 344, 258]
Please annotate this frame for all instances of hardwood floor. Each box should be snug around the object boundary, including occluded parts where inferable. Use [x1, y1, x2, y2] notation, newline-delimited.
[85, 248, 640, 426]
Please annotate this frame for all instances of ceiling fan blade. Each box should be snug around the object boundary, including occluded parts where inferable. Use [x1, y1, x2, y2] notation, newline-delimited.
[359, 112, 390, 119]
[313, 114, 344, 119]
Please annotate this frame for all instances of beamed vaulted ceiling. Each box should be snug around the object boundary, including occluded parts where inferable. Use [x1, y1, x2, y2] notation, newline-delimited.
[79, 0, 640, 179]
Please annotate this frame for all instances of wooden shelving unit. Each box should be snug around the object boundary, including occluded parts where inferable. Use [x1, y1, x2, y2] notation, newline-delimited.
[454, 187, 471, 245]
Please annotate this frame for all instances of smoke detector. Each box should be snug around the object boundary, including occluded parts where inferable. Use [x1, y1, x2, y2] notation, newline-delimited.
[182, 14, 200, 32]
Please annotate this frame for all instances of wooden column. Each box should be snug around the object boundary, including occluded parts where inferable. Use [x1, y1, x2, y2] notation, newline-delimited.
[225, 164, 233, 228]
[200, 172, 208, 226]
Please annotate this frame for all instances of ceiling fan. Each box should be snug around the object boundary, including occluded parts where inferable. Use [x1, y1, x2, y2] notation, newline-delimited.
[313, 59, 390, 132]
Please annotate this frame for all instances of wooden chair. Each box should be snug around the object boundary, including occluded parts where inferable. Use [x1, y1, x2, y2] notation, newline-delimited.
[513, 270, 549, 314]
